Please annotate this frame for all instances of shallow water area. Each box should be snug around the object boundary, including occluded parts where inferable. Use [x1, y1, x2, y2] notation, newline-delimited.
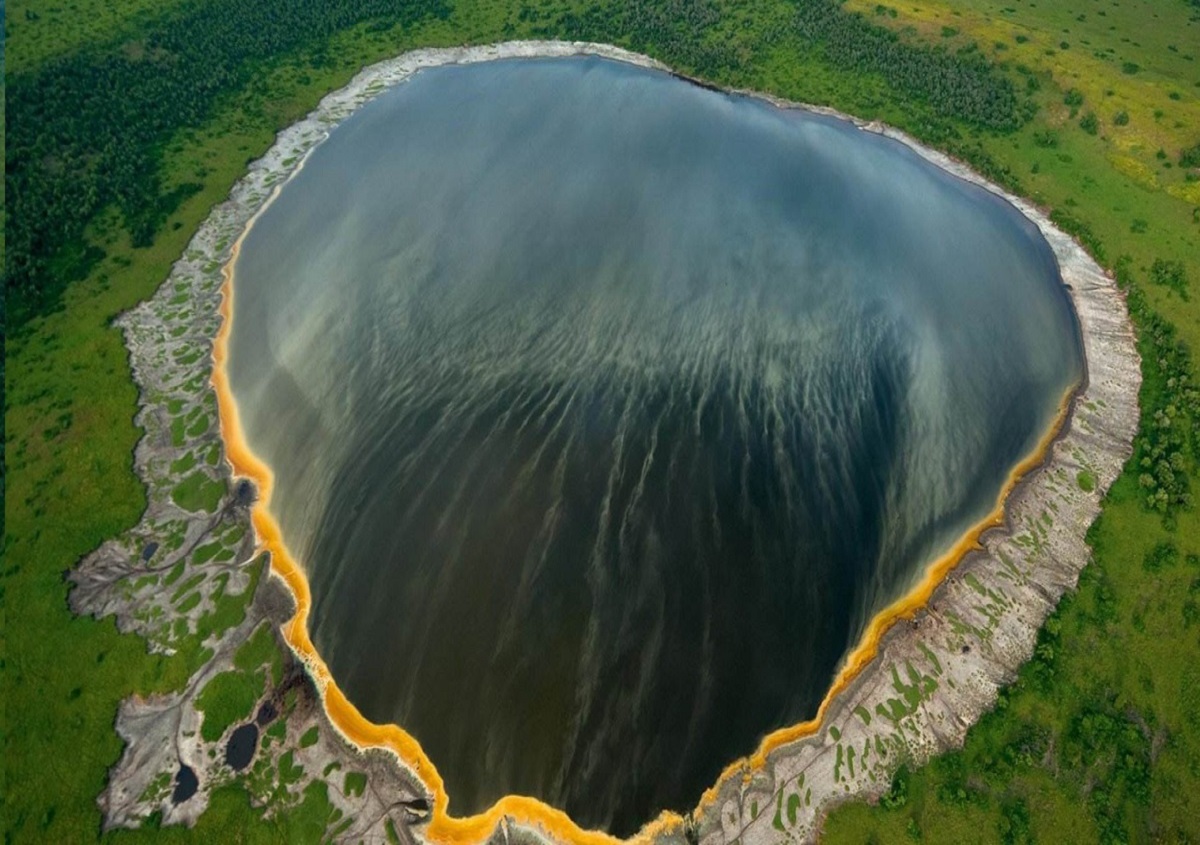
[226, 55, 1084, 834]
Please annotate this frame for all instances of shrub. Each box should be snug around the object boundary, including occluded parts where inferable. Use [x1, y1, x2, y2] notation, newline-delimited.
[1150, 258, 1190, 299]
[1143, 540, 1179, 572]
[1034, 129, 1059, 148]
[881, 766, 910, 809]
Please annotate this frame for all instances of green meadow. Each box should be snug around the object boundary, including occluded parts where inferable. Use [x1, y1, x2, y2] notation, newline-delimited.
[3, 0, 1197, 842]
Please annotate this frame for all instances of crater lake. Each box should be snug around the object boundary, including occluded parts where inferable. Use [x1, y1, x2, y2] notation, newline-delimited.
[225, 55, 1084, 835]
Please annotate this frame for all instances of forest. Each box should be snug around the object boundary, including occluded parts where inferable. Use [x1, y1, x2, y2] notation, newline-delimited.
[4, 0, 451, 329]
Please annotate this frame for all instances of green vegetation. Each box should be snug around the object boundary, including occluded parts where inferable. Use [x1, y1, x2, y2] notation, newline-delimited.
[4, 0, 1198, 842]
[112, 781, 338, 844]
[1150, 257, 1191, 300]
[194, 623, 279, 742]
[4, 0, 452, 327]
[343, 771, 368, 799]
[170, 472, 226, 513]
[790, 0, 1028, 131]
[235, 621, 284, 687]
[195, 668, 263, 743]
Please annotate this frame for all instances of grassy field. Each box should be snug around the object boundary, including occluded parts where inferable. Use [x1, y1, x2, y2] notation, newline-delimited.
[3, 0, 1198, 842]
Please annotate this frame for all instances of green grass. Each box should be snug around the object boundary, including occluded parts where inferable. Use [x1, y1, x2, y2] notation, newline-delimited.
[3, 0, 1199, 842]
[4, 0, 193, 72]
[235, 621, 284, 687]
[192, 541, 224, 565]
[111, 781, 337, 844]
[846, 0, 1200, 132]
[169, 451, 197, 474]
[189, 619, 283, 744]
[343, 771, 368, 799]
[196, 669, 264, 743]
[178, 614, 282, 753]
[169, 472, 226, 513]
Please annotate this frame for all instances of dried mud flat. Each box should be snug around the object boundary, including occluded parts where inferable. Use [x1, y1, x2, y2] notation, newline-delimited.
[70, 41, 1140, 845]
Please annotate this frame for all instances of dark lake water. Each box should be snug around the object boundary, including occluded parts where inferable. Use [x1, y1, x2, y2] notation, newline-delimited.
[227, 56, 1083, 834]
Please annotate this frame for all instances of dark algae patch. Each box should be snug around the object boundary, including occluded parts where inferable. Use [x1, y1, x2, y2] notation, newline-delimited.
[227, 57, 1084, 833]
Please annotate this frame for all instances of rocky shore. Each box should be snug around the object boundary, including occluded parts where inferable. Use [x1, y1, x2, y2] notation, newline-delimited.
[70, 41, 1140, 845]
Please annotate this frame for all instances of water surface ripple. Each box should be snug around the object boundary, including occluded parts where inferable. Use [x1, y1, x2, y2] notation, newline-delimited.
[227, 56, 1083, 834]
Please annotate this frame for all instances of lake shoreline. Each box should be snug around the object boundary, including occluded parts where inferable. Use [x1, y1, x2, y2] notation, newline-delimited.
[80, 40, 1140, 845]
